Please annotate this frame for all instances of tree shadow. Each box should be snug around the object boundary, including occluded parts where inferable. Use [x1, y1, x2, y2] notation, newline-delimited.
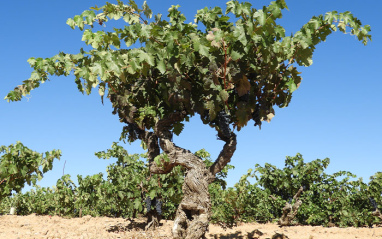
[107, 218, 149, 233]
[209, 229, 264, 239]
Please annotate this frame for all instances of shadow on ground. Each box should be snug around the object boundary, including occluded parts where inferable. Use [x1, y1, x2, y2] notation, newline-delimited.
[107, 218, 152, 232]
[209, 229, 290, 239]
[209, 229, 264, 239]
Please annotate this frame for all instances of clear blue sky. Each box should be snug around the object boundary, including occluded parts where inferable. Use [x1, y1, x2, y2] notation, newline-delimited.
[1, 0, 381, 190]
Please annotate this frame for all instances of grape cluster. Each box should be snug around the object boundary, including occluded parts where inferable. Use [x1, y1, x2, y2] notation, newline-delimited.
[145, 196, 162, 215]
[145, 196, 152, 212]
[218, 111, 231, 139]
[156, 199, 162, 215]
[369, 197, 378, 210]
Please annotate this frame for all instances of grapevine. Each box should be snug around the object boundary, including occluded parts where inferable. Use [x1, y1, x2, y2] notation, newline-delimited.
[145, 196, 152, 212]
[156, 198, 162, 216]
[217, 111, 231, 139]
[369, 197, 378, 211]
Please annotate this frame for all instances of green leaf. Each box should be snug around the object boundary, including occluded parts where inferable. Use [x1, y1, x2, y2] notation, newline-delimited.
[338, 21, 347, 33]
[233, 24, 247, 45]
[253, 10, 267, 26]
[138, 51, 155, 66]
[27, 58, 37, 66]
[142, 1, 153, 18]
[66, 18, 75, 29]
[198, 44, 210, 57]
[230, 50, 243, 61]
[206, 101, 216, 120]
[117, 190, 124, 199]
[90, 62, 104, 77]
[82, 10, 96, 25]
[149, 190, 156, 199]
[156, 60, 166, 74]
[73, 15, 83, 30]
[219, 90, 229, 102]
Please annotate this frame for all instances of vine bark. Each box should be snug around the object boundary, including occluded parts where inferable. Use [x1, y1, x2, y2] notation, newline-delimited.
[278, 186, 304, 226]
[134, 111, 237, 239]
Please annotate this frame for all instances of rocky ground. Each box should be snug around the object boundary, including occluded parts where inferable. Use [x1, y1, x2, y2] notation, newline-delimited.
[0, 214, 381, 239]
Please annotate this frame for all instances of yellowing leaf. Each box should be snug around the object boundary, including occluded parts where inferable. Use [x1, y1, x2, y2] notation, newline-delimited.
[236, 75, 250, 96]
[211, 40, 221, 48]
[261, 112, 275, 123]
[235, 106, 249, 128]
[206, 31, 214, 41]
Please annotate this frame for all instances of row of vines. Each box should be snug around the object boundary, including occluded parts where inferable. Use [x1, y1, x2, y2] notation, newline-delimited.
[1, 142, 381, 228]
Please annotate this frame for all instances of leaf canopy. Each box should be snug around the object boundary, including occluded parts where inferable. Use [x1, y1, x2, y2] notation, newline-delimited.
[5, 0, 371, 141]
[0, 142, 61, 201]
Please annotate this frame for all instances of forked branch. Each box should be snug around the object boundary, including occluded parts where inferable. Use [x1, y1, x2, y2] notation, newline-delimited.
[153, 111, 207, 172]
[278, 186, 304, 226]
[209, 131, 237, 177]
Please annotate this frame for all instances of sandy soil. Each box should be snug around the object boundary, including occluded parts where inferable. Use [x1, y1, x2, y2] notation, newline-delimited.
[0, 214, 381, 239]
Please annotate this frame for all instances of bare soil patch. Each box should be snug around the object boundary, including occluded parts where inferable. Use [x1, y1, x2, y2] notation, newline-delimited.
[0, 214, 381, 239]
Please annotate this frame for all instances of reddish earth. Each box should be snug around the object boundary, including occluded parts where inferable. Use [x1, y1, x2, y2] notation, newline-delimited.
[0, 214, 381, 239]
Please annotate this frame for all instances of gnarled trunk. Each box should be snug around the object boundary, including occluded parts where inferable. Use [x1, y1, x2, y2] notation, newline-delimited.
[136, 112, 237, 239]
[145, 205, 161, 231]
[278, 186, 304, 226]
[172, 159, 213, 239]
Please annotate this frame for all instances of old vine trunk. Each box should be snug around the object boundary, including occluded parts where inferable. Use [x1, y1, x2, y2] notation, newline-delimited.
[136, 111, 237, 239]
[172, 156, 213, 239]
